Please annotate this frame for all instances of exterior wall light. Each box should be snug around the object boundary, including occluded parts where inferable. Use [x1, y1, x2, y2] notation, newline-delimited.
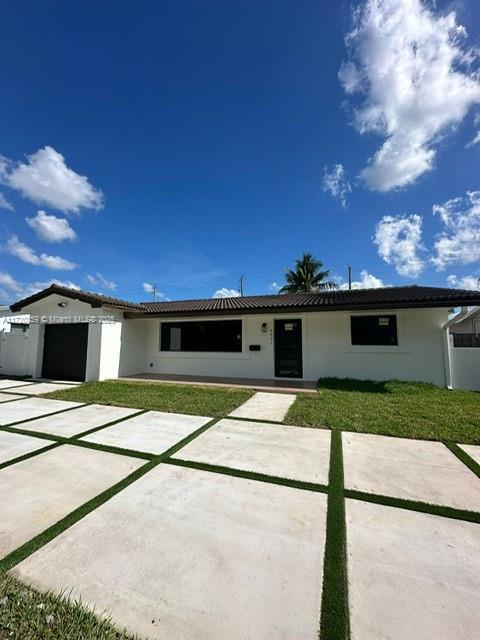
[261, 322, 268, 333]
[57, 301, 68, 308]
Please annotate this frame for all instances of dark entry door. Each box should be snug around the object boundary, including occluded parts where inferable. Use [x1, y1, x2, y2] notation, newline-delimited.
[274, 319, 303, 378]
[42, 323, 88, 381]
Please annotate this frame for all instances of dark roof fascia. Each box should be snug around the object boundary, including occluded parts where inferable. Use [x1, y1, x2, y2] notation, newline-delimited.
[10, 286, 143, 313]
[123, 299, 475, 319]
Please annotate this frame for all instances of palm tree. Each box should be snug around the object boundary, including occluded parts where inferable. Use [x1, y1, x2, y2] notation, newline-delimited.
[279, 252, 336, 293]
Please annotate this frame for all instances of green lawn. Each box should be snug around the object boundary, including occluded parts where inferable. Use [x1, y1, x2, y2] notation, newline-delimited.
[286, 378, 480, 444]
[42, 380, 253, 417]
[0, 573, 135, 640]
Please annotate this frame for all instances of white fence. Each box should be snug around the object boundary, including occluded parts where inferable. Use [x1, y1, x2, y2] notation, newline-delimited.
[451, 347, 480, 392]
[0, 332, 28, 376]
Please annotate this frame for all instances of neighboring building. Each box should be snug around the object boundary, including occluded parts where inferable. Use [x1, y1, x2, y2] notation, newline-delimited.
[6, 284, 480, 388]
[0, 306, 29, 333]
[449, 307, 480, 348]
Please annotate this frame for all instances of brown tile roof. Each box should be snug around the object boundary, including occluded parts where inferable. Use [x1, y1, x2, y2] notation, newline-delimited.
[10, 284, 145, 313]
[127, 285, 480, 317]
[11, 284, 480, 316]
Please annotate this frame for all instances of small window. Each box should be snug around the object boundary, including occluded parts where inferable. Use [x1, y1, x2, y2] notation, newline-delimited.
[161, 320, 242, 352]
[10, 323, 28, 334]
[351, 315, 398, 346]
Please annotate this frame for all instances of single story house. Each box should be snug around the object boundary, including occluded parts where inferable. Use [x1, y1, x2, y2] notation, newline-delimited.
[7, 283, 480, 388]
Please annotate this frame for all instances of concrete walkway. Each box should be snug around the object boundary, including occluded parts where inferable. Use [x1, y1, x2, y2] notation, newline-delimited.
[0, 392, 479, 639]
[228, 391, 296, 421]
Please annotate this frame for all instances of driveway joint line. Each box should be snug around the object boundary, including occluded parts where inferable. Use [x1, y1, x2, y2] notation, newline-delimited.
[344, 488, 480, 524]
[0, 442, 63, 472]
[0, 416, 223, 572]
[164, 457, 329, 493]
[320, 430, 350, 640]
[0, 403, 90, 428]
[443, 441, 480, 480]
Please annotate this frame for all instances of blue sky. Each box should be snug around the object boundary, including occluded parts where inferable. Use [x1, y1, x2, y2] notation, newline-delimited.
[1, 0, 479, 303]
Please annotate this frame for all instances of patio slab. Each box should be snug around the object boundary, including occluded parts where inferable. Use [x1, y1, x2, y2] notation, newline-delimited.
[81, 410, 212, 454]
[0, 431, 50, 465]
[19, 404, 140, 437]
[174, 418, 331, 484]
[0, 392, 27, 403]
[459, 444, 480, 468]
[0, 379, 34, 390]
[12, 464, 326, 640]
[346, 499, 480, 640]
[0, 397, 82, 426]
[228, 392, 296, 422]
[0, 444, 143, 558]
[17, 382, 78, 395]
[343, 431, 480, 511]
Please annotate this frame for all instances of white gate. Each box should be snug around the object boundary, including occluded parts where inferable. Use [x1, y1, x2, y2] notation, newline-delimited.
[0, 332, 28, 376]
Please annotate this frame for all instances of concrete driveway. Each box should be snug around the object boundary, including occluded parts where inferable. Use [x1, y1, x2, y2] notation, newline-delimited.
[0, 385, 479, 640]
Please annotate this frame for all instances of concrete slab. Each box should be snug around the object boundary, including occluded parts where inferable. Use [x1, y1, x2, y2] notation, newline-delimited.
[13, 464, 326, 640]
[81, 411, 211, 454]
[228, 391, 296, 422]
[0, 379, 34, 390]
[459, 444, 480, 468]
[18, 382, 78, 395]
[0, 431, 49, 465]
[346, 499, 480, 640]
[0, 392, 27, 403]
[0, 445, 143, 558]
[343, 431, 480, 511]
[0, 397, 82, 426]
[174, 418, 331, 484]
[19, 404, 140, 437]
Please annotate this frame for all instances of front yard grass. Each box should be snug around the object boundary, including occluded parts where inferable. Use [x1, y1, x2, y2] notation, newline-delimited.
[286, 378, 480, 444]
[0, 573, 135, 640]
[42, 380, 253, 417]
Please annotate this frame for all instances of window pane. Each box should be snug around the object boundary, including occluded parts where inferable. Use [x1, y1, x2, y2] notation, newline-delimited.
[161, 320, 242, 352]
[351, 315, 398, 346]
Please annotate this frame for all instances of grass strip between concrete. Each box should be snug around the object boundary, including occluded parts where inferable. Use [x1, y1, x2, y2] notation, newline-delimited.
[0, 442, 62, 472]
[0, 402, 89, 428]
[166, 457, 329, 494]
[444, 442, 480, 480]
[344, 489, 480, 524]
[319, 430, 350, 640]
[0, 417, 222, 573]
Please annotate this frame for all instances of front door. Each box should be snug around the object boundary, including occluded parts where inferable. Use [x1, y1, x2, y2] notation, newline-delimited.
[274, 319, 303, 378]
[42, 323, 88, 381]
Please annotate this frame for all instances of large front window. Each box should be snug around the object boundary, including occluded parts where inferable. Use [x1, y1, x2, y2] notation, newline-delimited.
[351, 315, 398, 346]
[160, 320, 242, 352]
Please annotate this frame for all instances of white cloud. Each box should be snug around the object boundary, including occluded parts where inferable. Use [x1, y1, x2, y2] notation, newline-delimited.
[432, 191, 480, 269]
[1, 146, 104, 213]
[374, 214, 425, 277]
[212, 287, 240, 299]
[340, 0, 480, 191]
[6, 235, 78, 270]
[340, 270, 387, 289]
[446, 274, 480, 291]
[0, 273, 80, 304]
[142, 282, 165, 298]
[322, 164, 352, 207]
[268, 281, 281, 293]
[0, 192, 14, 211]
[142, 282, 155, 294]
[26, 210, 77, 243]
[0, 272, 22, 292]
[86, 272, 116, 291]
[465, 131, 480, 148]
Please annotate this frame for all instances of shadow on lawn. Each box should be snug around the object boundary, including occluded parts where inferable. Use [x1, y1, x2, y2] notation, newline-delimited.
[316, 377, 390, 394]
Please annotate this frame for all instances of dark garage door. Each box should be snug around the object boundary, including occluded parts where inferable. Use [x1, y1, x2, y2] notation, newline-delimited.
[42, 323, 88, 382]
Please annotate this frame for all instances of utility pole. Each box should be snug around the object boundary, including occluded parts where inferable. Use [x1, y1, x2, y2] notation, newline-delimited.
[152, 284, 157, 302]
[348, 265, 352, 291]
[239, 275, 244, 296]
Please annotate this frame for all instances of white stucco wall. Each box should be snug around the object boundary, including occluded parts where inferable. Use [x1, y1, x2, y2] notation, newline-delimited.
[141, 307, 449, 386]
[450, 348, 480, 391]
